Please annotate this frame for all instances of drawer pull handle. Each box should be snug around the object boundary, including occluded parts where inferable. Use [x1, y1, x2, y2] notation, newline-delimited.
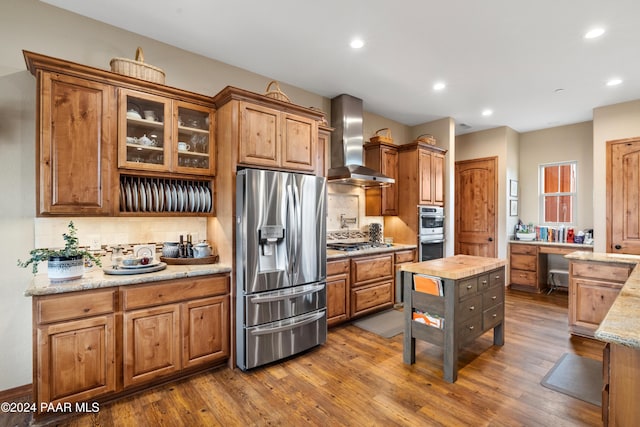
[468, 325, 475, 330]
[495, 275, 500, 279]
[492, 296, 497, 300]
[466, 285, 473, 289]
[482, 280, 487, 285]
[469, 306, 475, 311]
[492, 314, 497, 318]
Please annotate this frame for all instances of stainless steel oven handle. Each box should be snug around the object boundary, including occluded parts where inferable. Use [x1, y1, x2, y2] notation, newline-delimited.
[249, 311, 325, 335]
[421, 239, 445, 244]
[249, 284, 325, 303]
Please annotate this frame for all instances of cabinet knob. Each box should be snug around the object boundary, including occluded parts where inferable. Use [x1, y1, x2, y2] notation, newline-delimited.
[468, 325, 475, 330]
[481, 280, 487, 285]
[492, 296, 497, 300]
[466, 285, 472, 289]
[495, 275, 500, 279]
[492, 314, 497, 318]
[615, 244, 622, 250]
[469, 306, 475, 311]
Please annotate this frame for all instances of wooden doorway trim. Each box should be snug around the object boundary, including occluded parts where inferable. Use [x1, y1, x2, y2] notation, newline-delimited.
[455, 156, 498, 257]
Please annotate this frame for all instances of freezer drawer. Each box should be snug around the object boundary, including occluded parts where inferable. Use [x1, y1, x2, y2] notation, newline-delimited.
[243, 283, 326, 327]
[240, 309, 327, 370]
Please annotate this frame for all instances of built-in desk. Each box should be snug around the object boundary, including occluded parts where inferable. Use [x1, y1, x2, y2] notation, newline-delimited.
[508, 241, 593, 293]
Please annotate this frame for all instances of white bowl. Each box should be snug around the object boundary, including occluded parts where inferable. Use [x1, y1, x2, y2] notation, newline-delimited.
[516, 232, 536, 241]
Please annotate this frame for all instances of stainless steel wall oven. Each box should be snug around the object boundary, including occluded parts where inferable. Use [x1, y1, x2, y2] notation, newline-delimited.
[418, 205, 445, 262]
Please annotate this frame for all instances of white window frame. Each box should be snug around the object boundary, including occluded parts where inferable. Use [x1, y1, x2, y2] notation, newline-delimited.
[538, 160, 577, 226]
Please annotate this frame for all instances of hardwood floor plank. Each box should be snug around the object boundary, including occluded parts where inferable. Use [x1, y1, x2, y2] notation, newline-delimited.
[12, 289, 603, 426]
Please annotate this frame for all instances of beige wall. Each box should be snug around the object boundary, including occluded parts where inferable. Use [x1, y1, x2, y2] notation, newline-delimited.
[519, 121, 593, 232]
[593, 100, 640, 252]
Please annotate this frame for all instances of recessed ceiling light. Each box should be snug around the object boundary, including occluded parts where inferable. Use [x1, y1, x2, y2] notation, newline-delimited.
[606, 78, 623, 86]
[350, 39, 364, 49]
[433, 82, 446, 91]
[585, 28, 605, 39]
[482, 109, 493, 117]
[554, 88, 565, 93]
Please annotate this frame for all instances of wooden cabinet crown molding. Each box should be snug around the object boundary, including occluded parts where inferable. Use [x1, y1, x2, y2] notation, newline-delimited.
[23, 50, 213, 107]
[211, 85, 325, 122]
[396, 140, 448, 155]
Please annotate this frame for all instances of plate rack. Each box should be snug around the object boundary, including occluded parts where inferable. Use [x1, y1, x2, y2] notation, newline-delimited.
[119, 175, 213, 214]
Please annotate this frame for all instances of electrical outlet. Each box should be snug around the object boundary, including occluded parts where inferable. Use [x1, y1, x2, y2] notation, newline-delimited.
[88, 234, 101, 250]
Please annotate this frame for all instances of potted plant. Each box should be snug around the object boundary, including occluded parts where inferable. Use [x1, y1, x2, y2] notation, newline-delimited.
[17, 221, 102, 281]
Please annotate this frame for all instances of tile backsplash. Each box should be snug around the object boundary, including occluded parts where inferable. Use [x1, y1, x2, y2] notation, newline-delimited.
[327, 183, 383, 241]
[34, 217, 207, 250]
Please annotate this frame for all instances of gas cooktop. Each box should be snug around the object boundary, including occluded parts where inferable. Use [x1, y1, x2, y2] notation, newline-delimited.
[327, 242, 388, 251]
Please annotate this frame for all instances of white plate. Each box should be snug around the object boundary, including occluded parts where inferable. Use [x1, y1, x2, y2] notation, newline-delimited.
[192, 185, 199, 212]
[133, 180, 140, 212]
[183, 185, 189, 212]
[125, 180, 133, 212]
[188, 185, 195, 212]
[153, 182, 160, 212]
[119, 260, 161, 269]
[199, 186, 206, 212]
[139, 180, 146, 212]
[205, 186, 211, 212]
[177, 184, 184, 212]
[120, 182, 126, 211]
[146, 181, 153, 212]
[171, 184, 178, 211]
[165, 183, 172, 212]
[134, 244, 155, 259]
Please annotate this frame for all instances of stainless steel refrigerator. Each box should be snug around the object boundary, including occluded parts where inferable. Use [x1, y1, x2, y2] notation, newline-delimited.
[236, 168, 327, 370]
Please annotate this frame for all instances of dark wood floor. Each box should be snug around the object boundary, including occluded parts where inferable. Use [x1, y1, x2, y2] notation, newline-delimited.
[3, 288, 604, 427]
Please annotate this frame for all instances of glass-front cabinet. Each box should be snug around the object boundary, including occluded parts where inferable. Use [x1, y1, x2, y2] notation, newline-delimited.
[118, 89, 215, 176]
[174, 101, 214, 175]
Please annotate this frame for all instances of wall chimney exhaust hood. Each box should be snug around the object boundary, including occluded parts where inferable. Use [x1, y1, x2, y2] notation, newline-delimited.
[327, 94, 394, 187]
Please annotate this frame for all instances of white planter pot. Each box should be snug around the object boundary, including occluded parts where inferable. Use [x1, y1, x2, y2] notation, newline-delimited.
[48, 255, 84, 282]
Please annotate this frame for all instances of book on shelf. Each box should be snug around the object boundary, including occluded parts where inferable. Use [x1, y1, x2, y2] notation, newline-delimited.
[412, 310, 444, 329]
[413, 274, 443, 296]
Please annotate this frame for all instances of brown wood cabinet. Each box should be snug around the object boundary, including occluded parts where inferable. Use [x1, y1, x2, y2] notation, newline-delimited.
[34, 288, 117, 407]
[508, 243, 547, 293]
[213, 86, 325, 176]
[603, 342, 640, 426]
[326, 259, 350, 327]
[32, 274, 229, 418]
[34, 70, 116, 216]
[315, 125, 333, 177]
[350, 253, 394, 318]
[365, 141, 399, 215]
[569, 260, 632, 338]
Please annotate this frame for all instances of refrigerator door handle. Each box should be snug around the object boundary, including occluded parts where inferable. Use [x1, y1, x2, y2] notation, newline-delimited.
[249, 311, 325, 335]
[291, 180, 301, 282]
[286, 183, 295, 276]
[249, 284, 325, 303]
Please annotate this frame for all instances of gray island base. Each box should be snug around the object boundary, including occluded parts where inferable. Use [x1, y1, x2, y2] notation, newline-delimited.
[400, 255, 507, 382]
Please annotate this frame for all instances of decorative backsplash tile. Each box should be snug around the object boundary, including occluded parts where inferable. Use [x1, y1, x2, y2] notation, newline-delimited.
[326, 183, 383, 241]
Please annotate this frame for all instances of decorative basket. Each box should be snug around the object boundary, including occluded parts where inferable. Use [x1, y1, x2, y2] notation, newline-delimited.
[110, 47, 165, 84]
[263, 80, 291, 102]
[370, 128, 393, 144]
[414, 134, 437, 145]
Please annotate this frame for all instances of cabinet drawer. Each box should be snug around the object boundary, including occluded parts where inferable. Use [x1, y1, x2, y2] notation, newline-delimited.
[571, 261, 632, 283]
[37, 289, 116, 324]
[457, 294, 482, 322]
[510, 269, 537, 286]
[510, 244, 537, 255]
[483, 303, 504, 330]
[458, 316, 483, 343]
[458, 277, 478, 300]
[351, 254, 393, 286]
[483, 286, 504, 309]
[489, 268, 505, 289]
[510, 254, 536, 271]
[327, 259, 349, 276]
[351, 280, 394, 317]
[477, 274, 491, 292]
[123, 275, 229, 310]
[395, 249, 416, 264]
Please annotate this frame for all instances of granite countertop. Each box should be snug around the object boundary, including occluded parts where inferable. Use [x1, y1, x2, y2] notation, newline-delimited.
[25, 260, 232, 296]
[564, 251, 640, 349]
[326, 243, 417, 260]
[399, 254, 507, 280]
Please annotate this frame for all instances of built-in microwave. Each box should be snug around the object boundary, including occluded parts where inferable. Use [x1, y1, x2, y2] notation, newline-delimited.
[418, 206, 445, 262]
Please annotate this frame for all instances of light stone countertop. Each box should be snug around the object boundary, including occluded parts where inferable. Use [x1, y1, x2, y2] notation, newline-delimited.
[509, 239, 594, 250]
[326, 243, 417, 260]
[565, 251, 640, 349]
[25, 260, 232, 296]
[400, 254, 507, 280]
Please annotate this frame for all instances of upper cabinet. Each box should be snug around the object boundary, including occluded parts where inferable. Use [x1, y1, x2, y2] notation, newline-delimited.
[25, 51, 216, 217]
[118, 89, 215, 176]
[398, 142, 447, 207]
[213, 86, 325, 175]
[364, 141, 399, 216]
[34, 70, 117, 216]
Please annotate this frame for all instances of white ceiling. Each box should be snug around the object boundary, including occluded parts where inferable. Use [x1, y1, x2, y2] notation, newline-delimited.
[42, 0, 640, 135]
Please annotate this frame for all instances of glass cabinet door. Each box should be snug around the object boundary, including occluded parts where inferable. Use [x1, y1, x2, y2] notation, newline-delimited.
[118, 89, 171, 171]
[174, 102, 215, 175]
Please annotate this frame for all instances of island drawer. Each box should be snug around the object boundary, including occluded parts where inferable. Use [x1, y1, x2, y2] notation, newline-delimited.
[483, 303, 503, 329]
[123, 275, 229, 310]
[457, 294, 482, 322]
[458, 277, 478, 299]
[483, 286, 504, 308]
[36, 288, 116, 324]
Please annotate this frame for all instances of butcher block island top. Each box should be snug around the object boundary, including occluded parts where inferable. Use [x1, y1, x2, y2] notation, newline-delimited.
[400, 254, 507, 280]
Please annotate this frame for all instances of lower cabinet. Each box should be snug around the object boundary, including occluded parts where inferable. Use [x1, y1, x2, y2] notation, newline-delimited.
[32, 274, 229, 418]
[326, 259, 350, 327]
[569, 260, 632, 337]
[350, 253, 394, 319]
[603, 342, 640, 426]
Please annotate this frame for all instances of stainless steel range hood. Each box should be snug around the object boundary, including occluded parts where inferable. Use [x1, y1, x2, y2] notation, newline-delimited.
[327, 94, 394, 187]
